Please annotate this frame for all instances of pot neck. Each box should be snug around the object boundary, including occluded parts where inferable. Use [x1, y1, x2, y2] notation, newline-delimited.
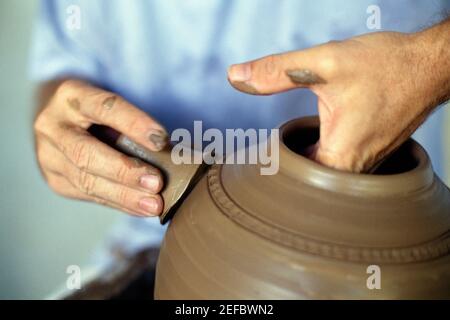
[276, 117, 434, 197]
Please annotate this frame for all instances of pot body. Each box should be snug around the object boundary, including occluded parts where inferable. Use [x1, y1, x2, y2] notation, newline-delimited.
[154, 117, 450, 299]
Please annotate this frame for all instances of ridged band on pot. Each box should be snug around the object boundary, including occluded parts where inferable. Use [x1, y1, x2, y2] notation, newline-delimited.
[208, 165, 450, 264]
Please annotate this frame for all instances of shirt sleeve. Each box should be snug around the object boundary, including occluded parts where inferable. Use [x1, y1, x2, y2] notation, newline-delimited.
[29, 0, 103, 83]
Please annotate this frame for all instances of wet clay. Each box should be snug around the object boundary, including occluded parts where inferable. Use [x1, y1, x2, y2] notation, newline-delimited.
[148, 130, 169, 151]
[67, 97, 81, 111]
[154, 116, 450, 299]
[102, 96, 117, 110]
[286, 69, 326, 85]
[228, 80, 261, 95]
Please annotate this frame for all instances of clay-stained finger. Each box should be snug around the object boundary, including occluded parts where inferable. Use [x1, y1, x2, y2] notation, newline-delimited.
[38, 135, 163, 216]
[45, 171, 154, 217]
[49, 124, 163, 194]
[56, 80, 168, 152]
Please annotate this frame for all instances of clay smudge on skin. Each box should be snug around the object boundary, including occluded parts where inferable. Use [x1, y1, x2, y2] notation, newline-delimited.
[67, 98, 81, 111]
[120, 154, 146, 169]
[286, 69, 326, 85]
[120, 155, 160, 183]
[58, 122, 74, 131]
[58, 122, 89, 136]
[229, 81, 261, 95]
[149, 130, 169, 151]
[102, 96, 117, 110]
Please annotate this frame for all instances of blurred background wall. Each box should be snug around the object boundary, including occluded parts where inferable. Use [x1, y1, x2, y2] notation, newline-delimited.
[0, 1, 118, 299]
[0, 1, 449, 299]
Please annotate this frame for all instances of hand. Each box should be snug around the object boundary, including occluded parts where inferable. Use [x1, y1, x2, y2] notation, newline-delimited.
[34, 79, 168, 216]
[228, 26, 450, 172]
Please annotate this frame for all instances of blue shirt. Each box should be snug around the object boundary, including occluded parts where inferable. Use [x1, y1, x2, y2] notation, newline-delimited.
[30, 0, 450, 252]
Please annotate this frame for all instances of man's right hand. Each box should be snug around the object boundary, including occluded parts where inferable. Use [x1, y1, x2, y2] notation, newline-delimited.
[34, 79, 166, 217]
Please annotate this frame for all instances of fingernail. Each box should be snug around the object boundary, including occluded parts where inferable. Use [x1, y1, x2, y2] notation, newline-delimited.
[228, 63, 252, 82]
[140, 174, 161, 193]
[229, 81, 260, 95]
[149, 129, 168, 151]
[139, 197, 160, 215]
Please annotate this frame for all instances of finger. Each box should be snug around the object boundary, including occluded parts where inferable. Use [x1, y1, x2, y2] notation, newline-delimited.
[58, 80, 168, 151]
[45, 171, 153, 217]
[52, 125, 163, 193]
[67, 170, 164, 216]
[312, 97, 372, 173]
[38, 136, 163, 216]
[227, 44, 335, 95]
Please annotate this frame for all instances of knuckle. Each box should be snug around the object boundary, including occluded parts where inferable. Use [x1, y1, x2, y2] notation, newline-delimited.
[116, 187, 132, 206]
[261, 54, 280, 78]
[77, 170, 97, 195]
[55, 81, 72, 100]
[115, 164, 131, 184]
[56, 79, 80, 98]
[319, 56, 338, 77]
[70, 139, 95, 170]
[33, 112, 51, 136]
[318, 48, 341, 76]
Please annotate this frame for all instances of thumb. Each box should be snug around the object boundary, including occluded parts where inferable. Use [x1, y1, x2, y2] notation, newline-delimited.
[227, 49, 328, 95]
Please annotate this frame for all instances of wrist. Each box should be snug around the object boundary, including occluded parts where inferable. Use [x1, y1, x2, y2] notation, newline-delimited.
[409, 19, 450, 109]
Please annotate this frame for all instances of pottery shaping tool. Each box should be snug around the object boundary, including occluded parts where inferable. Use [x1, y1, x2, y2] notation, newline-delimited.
[115, 135, 210, 224]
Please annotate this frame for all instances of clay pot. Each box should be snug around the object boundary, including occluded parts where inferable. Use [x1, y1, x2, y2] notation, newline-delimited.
[152, 116, 450, 299]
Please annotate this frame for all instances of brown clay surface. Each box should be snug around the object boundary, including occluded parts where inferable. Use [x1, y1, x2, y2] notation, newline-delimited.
[151, 117, 450, 299]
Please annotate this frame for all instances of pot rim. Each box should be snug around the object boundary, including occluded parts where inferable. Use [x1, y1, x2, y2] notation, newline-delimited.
[277, 116, 434, 197]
